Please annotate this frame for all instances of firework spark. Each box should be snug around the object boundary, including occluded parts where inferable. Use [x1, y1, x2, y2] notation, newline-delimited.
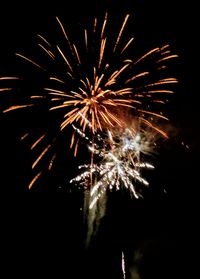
[0, 77, 19, 93]
[2, 14, 177, 189]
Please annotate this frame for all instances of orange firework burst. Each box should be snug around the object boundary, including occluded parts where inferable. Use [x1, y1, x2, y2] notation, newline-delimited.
[2, 14, 178, 189]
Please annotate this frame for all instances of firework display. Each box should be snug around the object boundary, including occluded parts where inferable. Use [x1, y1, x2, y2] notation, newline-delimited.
[2, 14, 177, 192]
[0, 11, 181, 279]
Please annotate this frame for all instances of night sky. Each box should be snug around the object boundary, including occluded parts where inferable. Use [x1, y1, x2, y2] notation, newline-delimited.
[0, 1, 197, 278]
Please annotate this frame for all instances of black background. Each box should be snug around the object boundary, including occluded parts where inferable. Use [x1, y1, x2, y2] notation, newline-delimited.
[0, 1, 197, 278]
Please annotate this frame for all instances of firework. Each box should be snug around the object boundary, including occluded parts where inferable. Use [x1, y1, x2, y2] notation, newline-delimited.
[2, 14, 177, 189]
[70, 117, 156, 209]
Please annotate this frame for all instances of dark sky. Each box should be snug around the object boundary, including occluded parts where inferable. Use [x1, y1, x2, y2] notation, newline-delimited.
[0, 1, 197, 278]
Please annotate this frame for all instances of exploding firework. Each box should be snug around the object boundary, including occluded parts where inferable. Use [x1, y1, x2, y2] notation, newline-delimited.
[2, 14, 177, 189]
[70, 116, 157, 209]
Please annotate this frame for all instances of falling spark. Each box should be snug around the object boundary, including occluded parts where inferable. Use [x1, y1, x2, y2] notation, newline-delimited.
[32, 144, 51, 169]
[15, 53, 45, 70]
[20, 133, 29, 141]
[156, 54, 179, 64]
[3, 104, 34, 113]
[31, 134, 46, 150]
[0, 77, 19, 81]
[134, 48, 159, 65]
[113, 14, 130, 52]
[28, 171, 42, 189]
[0, 77, 20, 93]
[0, 88, 12, 92]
